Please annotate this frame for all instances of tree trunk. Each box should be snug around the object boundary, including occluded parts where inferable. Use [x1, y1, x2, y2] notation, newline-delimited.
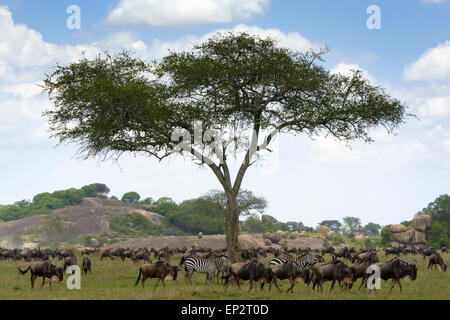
[225, 191, 241, 263]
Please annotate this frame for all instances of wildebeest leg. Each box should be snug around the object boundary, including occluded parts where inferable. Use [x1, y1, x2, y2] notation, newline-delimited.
[31, 275, 36, 289]
[389, 279, 396, 293]
[428, 261, 432, 269]
[248, 278, 254, 293]
[328, 279, 336, 296]
[287, 278, 295, 293]
[41, 277, 45, 288]
[154, 278, 161, 290]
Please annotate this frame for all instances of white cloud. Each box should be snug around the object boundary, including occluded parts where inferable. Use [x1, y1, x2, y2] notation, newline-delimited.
[422, 0, 445, 3]
[330, 62, 377, 84]
[404, 41, 450, 82]
[106, 0, 270, 26]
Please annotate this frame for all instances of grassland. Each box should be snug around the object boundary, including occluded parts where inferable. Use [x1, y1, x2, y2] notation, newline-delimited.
[0, 252, 449, 300]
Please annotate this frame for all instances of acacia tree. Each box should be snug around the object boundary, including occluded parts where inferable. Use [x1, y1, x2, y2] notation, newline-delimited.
[42, 33, 408, 262]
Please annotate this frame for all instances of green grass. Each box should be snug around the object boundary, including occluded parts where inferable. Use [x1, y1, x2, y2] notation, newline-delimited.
[0, 252, 449, 300]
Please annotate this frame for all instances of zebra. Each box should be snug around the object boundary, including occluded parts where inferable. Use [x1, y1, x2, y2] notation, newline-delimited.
[184, 255, 231, 285]
[270, 253, 322, 271]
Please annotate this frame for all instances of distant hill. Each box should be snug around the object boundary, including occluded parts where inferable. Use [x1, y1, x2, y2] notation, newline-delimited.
[0, 198, 164, 243]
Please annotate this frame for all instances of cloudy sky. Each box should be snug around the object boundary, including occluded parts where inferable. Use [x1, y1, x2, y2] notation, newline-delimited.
[1, 0, 449, 228]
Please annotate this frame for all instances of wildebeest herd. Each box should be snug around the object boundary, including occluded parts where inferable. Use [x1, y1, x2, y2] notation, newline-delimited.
[0, 244, 447, 296]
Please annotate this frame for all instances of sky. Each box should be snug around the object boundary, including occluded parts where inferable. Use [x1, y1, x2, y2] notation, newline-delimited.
[0, 0, 450, 228]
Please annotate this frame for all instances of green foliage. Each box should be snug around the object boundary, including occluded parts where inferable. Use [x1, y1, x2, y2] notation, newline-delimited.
[421, 194, 450, 225]
[364, 222, 382, 236]
[153, 197, 178, 216]
[141, 197, 154, 205]
[0, 205, 35, 222]
[109, 213, 164, 237]
[343, 216, 361, 234]
[380, 225, 392, 247]
[332, 233, 345, 246]
[81, 183, 110, 197]
[401, 220, 412, 227]
[200, 189, 267, 218]
[319, 220, 342, 233]
[286, 222, 299, 232]
[165, 199, 225, 235]
[419, 194, 450, 246]
[427, 221, 449, 248]
[243, 216, 264, 233]
[121, 192, 141, 203]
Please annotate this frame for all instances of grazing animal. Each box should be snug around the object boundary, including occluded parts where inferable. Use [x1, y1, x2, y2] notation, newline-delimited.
[321, 247, 335, 256]
[135, 261, 179, 289]
[270, 253, 322, 271]
[332, 247, 351, 261]
[63, 256, 77, 271]
[353, 251, 379, 265]
[384, 247, 400, 257]
[428, 253, 447, 271]
[363, 258, 417, 293]
[184, 256, 230, 285]
[82, 256, 91, 275]
[269, 261, 309, 293]
[224, 259, 272, 293]
[312, 260, 357, 294]
[18, 260, 64, 289]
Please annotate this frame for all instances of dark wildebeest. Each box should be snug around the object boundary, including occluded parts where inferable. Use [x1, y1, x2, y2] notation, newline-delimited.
[363, 258, 417, 293]
[353, 251, 379, 265]
[312, 260, 357, 295]
[441, 246, 448, 254]
[224, 260, 272, 293]
[82, 256, 91, 275]
[428, 253, 447, 271]
[269, 261, 309, 293]
[422, 247, 436, 260]
[18, 260, 64, 289]
[333, 247, 350, 261]
[134, 261, 179, 289]
[63, 256, 77, 271]
[321, 247, 334, 257]
[384, 247, 400, 257]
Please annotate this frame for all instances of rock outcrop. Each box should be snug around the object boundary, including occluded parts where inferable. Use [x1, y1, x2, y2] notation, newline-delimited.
[390, 215, 433, 247]
[316, 225, 330, 235]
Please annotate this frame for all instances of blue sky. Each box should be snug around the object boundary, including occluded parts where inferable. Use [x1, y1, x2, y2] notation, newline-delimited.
[1, 0, 450, 228]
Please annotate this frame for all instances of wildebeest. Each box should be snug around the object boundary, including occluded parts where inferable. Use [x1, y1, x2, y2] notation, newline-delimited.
[422, 247, 436, 259]
[321, 247, 334, 256]
[353, 251, 379, 265]
[63, 255, 77, 271]
[269, 261, 309, 293]
[312, 260, 357, 295]
[428, 253, 447, 271]
[384, 247, 400, 257]
[363, 258, 417, 293]
[224, 259, 272, 293]
[82, 256, 92, 275]
[333, 247, 351, 261]
[134, 261, 179, 289]
[18, 260, 64, 289]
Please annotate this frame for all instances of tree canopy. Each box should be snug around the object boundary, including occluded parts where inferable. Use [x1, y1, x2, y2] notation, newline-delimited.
[42, 32, 409, 261]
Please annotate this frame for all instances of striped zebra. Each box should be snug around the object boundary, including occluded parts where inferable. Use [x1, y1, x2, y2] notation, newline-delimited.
[184, 255, 231, 285]
[270, 253, 322, 271]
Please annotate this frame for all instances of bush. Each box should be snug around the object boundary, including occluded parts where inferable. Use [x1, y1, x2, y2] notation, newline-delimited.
[244, 216, 264, 233]
[332, 233, 345, 246]
[109, 213, 164, 237]
[380, 225, 392, 247]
